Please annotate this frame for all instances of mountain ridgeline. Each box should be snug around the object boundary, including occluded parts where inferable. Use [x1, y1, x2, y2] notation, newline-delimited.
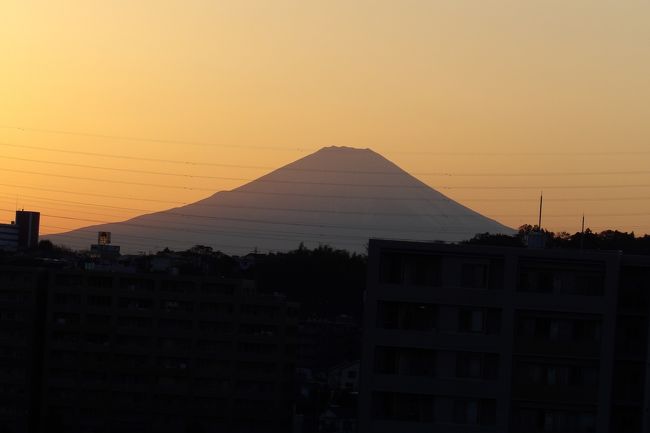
[47, 146, 512, 254]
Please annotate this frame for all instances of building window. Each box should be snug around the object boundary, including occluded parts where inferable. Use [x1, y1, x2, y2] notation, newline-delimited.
[456, 352, 499, 380]
[88, 295, 111, 307]
[197, 340, 233, 353]
[53, 293, 81, 306]
[161, 280, 195, 293]
[87, 276, 112, 288]
[51, 331, 80, 343]
[516, 313, 603, 345]
[373, 392, 434, 422]
[85, 314, 110, 326]
[240, 304, 279, 318]
[518, 262, 605, 296]
[159, 337, 191, 351]
[517, 407, 596, 433]
[459, 310, 480, 333]
[120, 278, 155, 291]
[377, 301, 437, 331]
[458, 308, 500, 334]
[118, 297, 153, 310]
[117, 316, 151, 329]
[161, 299, 194, 312]
[237, 342, 276, 355]
[198, 321, 233, 333]
[238, 324, 277, 337]
[158, 357, 189, 370]
[380, 253, 404, 284]
[516, 361, 599, 388]
[159, 318, 193, 330]
[85, 333, 110, 347]
[53, 313, 80, 326]
[55, 274, 83, 287]
[202, 283, 235, 295]
[379, 253, 441, 286]
[199, 302, 233, 314]
[453, 399, 496, 426]
[616, 316, 648, 356]
[115, 335, 150, 348]
[375, 347, 436, 377]
[460, 263, 489, 289]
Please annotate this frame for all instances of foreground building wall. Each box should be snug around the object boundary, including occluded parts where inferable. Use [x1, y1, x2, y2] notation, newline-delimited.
[0, 267, 48, 433]
[360, 239, 649, 433]
[0, 266, 298, 433]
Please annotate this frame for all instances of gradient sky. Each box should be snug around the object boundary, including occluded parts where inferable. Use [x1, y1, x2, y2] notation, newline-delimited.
[1, 0, 649, 242]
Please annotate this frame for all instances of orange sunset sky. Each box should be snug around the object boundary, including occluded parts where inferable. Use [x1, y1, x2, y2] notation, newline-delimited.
[1, 0, 649, 239]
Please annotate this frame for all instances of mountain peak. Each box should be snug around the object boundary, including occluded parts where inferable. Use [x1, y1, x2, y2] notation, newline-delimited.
[318, 145, 373, 152]
[47, 147, 513, 254]
[273, 145, 398, 176]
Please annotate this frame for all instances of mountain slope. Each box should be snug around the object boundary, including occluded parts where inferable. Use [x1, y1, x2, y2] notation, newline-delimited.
[46, 147, 513, 254]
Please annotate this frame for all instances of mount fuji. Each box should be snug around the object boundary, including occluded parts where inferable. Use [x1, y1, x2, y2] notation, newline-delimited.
[46, 147, 513, 254]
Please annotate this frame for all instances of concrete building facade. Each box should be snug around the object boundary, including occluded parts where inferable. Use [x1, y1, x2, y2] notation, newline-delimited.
[0, 266, 299, 433]
[0, 224, 20, 251]
[14, 211, 40, 250]
[360, 239, 650, 433]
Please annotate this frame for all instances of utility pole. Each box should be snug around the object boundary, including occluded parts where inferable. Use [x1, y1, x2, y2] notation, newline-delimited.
[538, 192, 543, 231]
[580, 214, 585, 251]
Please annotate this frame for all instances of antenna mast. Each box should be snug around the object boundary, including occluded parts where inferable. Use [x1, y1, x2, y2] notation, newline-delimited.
[538, 192, 543, 231]
[580, 214, 585, 251]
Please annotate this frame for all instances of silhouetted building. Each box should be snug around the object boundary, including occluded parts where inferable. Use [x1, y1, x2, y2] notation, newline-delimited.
[14, 211, 40, 250]
[0, 223, 19, 251]
[89, 231, 121, 258]
[0, 266, 298, 433]
[328, 361, 360, 393]
[318, 405, 358, 433]
[0, 267, 49, 433]
[360, 239, 650, 433]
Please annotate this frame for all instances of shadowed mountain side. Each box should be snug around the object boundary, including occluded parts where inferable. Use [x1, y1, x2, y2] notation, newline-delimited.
[46, 147, 513, 254]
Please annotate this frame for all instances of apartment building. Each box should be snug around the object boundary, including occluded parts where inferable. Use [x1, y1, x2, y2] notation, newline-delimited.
[0, 265, 299, 433]
[360, 239, 650, 433]
[0, 267, 49, 433]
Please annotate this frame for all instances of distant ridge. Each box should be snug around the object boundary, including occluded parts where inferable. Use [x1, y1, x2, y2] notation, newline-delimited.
[47, 147, 513, 254]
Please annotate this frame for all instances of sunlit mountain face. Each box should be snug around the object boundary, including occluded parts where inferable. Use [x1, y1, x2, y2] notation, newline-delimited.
[47, 147, 512, 254]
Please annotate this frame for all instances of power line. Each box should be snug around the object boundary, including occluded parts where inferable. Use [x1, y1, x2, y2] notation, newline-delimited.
[6, 189, 650, 216]
[442, 184, 650, 190]
[4, 180, 649, 206]
[0, 181, 457, 205]
[4, 185, 650, 223]
[2, 189, 649, 242]
[3, 125, 650, 156]
[35, 216, 380, 249]
[4, 165, 650, 192]
[0, 126, 309, 151]
[1, 168, 215, 191]
[0, 183, 184, 205]
[40, 216, 367, 247]
[0, 196, 386, 242]
[0, 191, 495, 219]
[5, 190, 650, 222]
[0, 167, 433, 190]
[40, 225, 261, 253]
[0, 193, 445, 219]
[30, 209, 493, 235]
[0, 142, 273, 169]
[4, 143, 650, 177]
[0, 155, 252, 181]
